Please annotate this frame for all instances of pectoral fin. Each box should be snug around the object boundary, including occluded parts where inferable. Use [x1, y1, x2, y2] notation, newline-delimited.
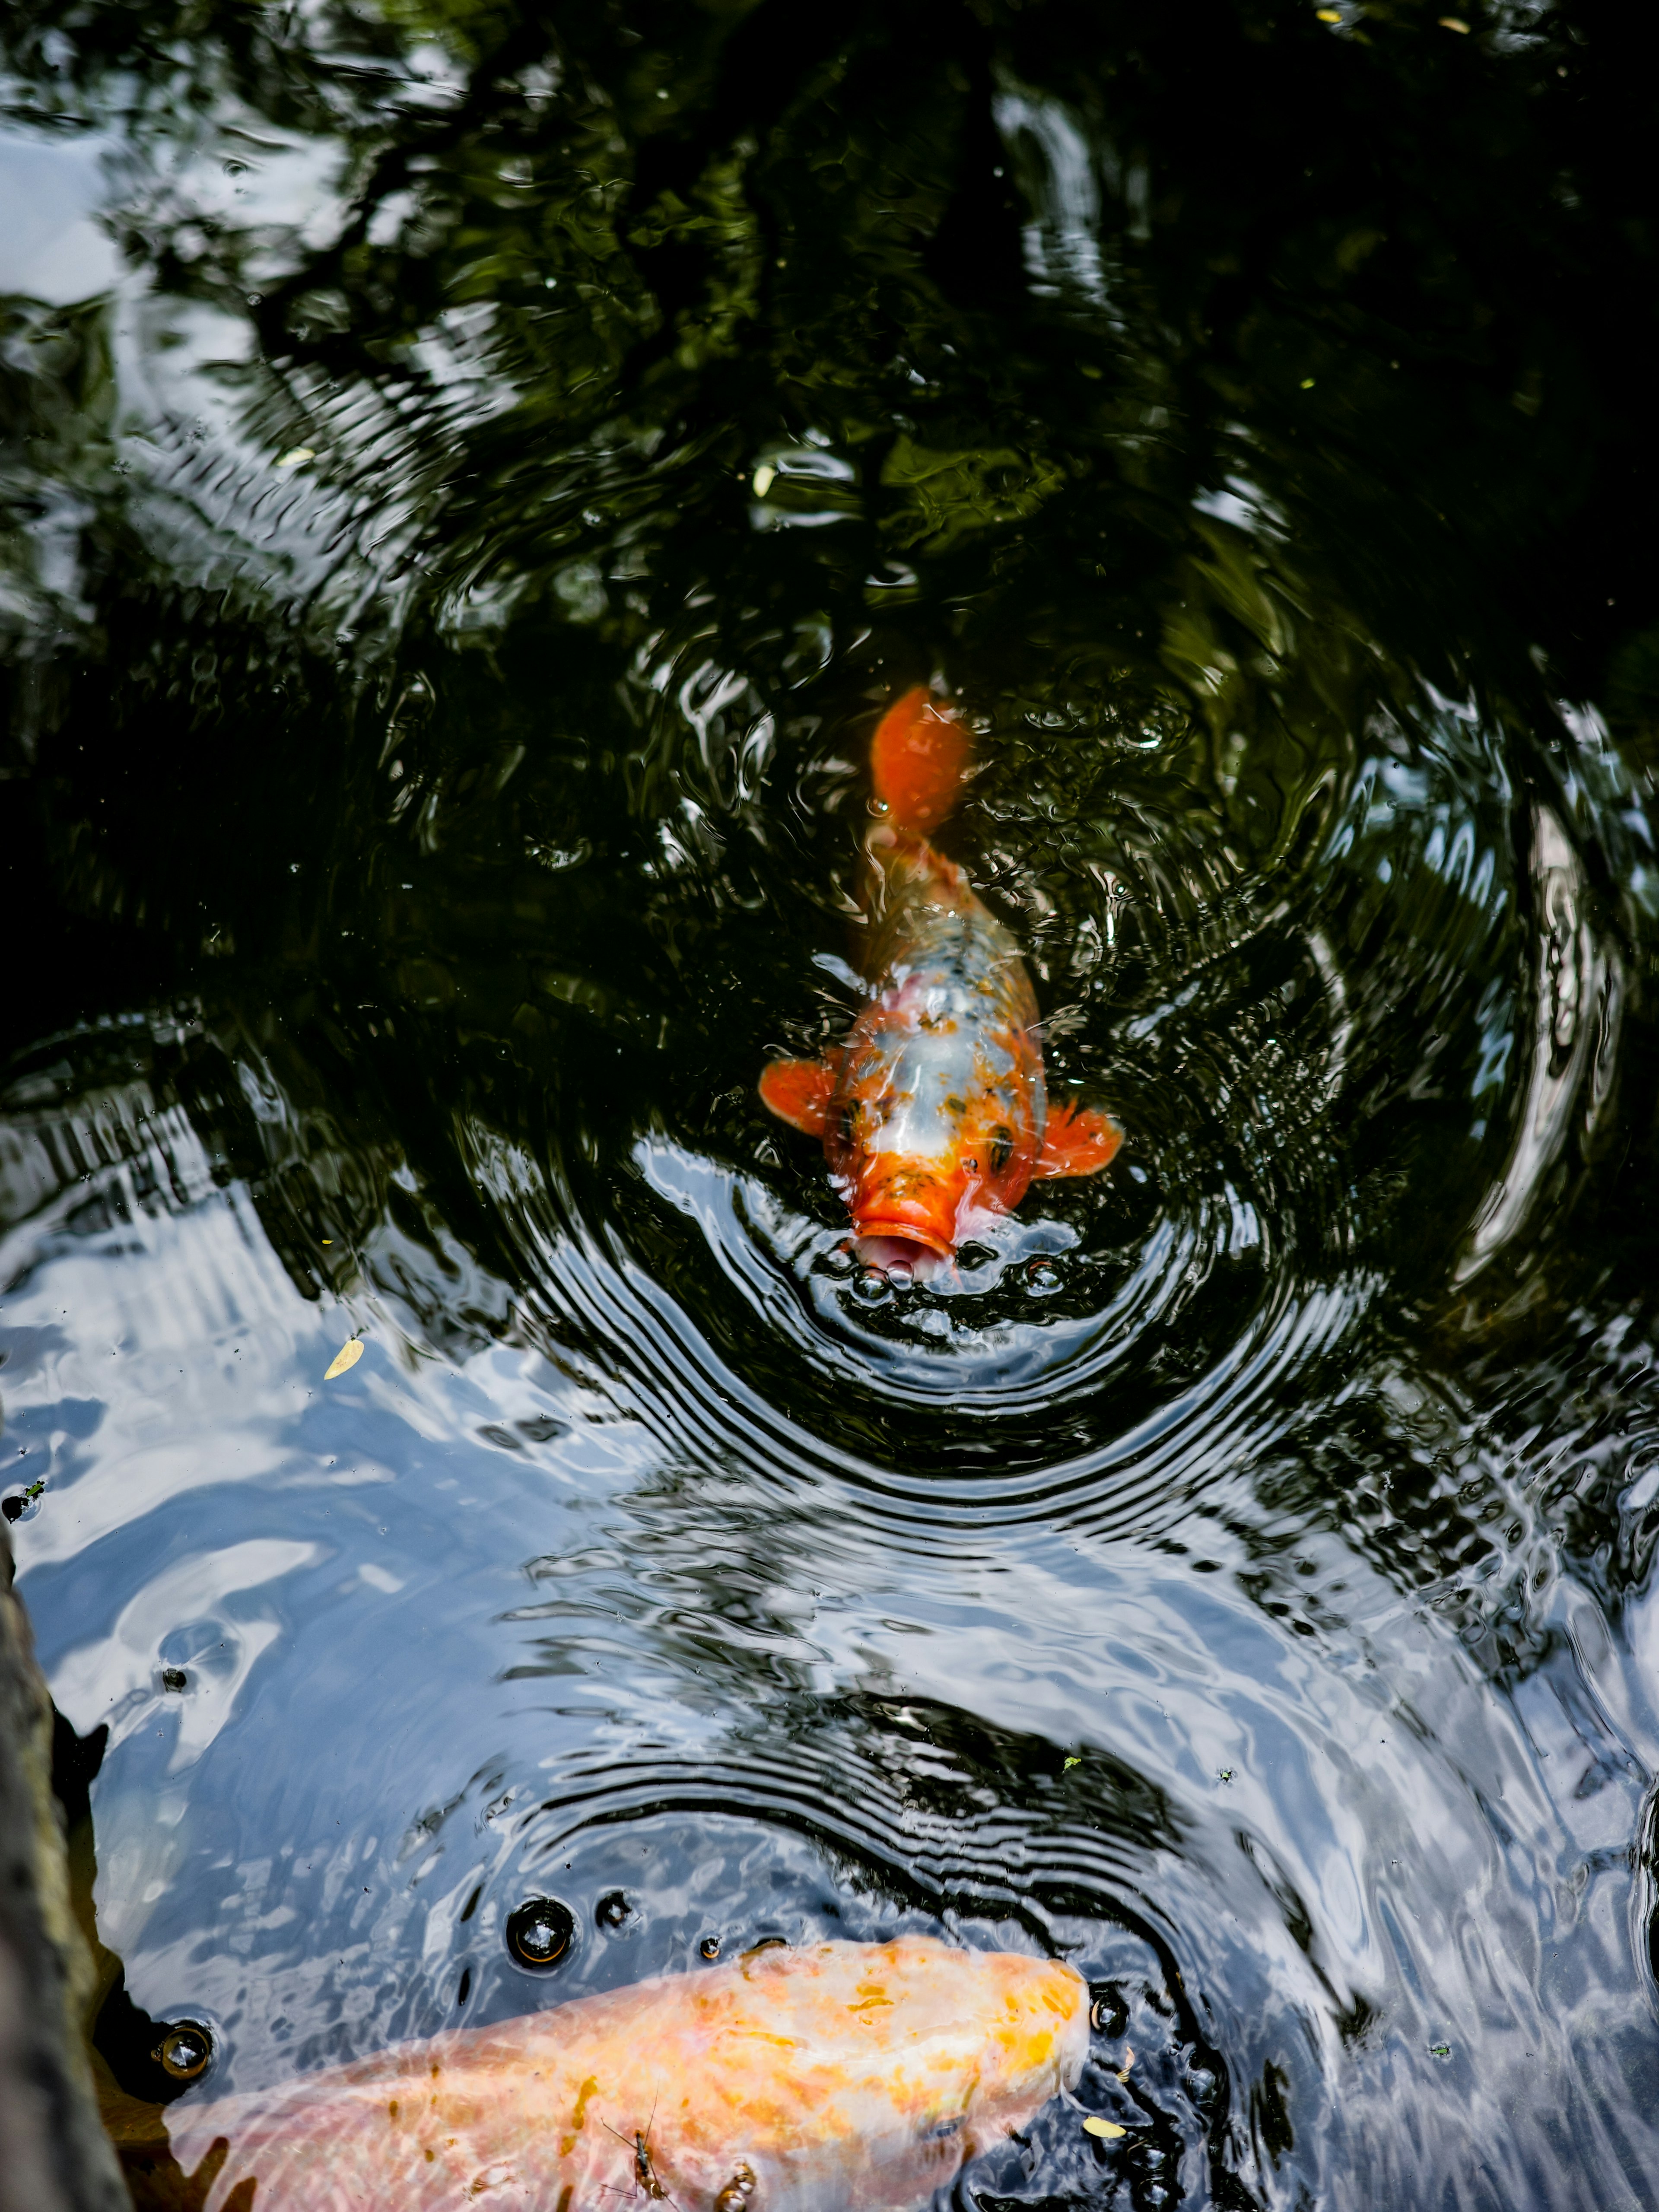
[1034, 1103, 1123, 1179]
[760, 1056, 837, 1137]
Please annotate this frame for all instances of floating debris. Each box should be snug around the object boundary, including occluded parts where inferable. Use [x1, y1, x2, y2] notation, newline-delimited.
[1083, 2116, 1127, 2139]
[324, 1338, 364, 1379]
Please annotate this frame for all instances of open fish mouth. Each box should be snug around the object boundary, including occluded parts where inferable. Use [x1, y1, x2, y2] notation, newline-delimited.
[853, 1217, 956, 1260]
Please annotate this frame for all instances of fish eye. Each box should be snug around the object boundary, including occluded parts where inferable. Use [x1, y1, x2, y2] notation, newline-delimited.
[988, 1126, 1014, 1176]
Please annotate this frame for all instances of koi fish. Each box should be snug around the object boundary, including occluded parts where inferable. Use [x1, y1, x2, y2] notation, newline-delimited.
[161, 1935, 1089, 2211]
[760, 688, 1121, 1258]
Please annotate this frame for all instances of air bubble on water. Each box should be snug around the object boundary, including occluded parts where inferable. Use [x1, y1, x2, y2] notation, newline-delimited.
[852, 1268, 887, 1305]
[155, 2022, 213, 2081]
[1027, 1261, 1063, 1295]
[505, 1896, 575, 1969]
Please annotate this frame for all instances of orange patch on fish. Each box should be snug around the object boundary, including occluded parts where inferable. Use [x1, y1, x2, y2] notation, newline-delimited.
[762, 689, 1122, 1256]
[163, 1936, 1089, 2212]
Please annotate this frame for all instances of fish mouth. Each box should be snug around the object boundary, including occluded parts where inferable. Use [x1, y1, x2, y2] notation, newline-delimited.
[852, 1214, 955, 1259]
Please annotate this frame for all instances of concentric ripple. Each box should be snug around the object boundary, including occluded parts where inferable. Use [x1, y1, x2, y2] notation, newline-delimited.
[6, 6, 1659, 2208]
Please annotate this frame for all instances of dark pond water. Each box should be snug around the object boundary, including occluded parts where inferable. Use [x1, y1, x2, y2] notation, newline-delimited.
[4, 0, 1659, 2204]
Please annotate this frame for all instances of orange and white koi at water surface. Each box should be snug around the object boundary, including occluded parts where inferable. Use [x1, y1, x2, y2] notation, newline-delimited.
[153, 1935, 1090, 2212]
[760, 688, 1122, 1259]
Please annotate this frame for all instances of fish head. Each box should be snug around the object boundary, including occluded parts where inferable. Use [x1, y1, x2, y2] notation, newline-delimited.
[723, 1936, 1091, 2196]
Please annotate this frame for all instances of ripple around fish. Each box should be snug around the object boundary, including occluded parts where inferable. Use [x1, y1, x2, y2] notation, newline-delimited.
[464, 1115, 1363, 1550]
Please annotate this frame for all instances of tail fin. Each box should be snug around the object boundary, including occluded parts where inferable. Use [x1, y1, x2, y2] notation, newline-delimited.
[870, 686, 969, 837]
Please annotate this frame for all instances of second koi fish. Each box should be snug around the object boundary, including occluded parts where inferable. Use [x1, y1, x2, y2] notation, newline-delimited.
[161, 1935, 1089, 2211]
[761, 688, 1122, 1258]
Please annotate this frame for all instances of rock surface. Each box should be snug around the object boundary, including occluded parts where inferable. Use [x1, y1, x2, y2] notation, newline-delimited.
[0, 1523, 130, 2212]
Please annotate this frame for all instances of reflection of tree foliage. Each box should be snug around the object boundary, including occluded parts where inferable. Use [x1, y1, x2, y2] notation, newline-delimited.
[7, 0, 1659, 692]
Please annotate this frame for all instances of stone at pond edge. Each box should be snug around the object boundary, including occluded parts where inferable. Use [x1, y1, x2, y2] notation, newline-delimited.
[0, 1524, 132, 2212]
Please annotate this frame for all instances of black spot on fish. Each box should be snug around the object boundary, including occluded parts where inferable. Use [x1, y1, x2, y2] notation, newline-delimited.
[988, 1126, 1014, 1175]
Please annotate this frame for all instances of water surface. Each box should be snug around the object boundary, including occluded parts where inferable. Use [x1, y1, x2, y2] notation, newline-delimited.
[4, 2, 1659, 2205]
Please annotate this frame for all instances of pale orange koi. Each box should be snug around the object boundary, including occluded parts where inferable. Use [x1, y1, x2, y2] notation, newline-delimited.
[161, 1936, 1089, 2212]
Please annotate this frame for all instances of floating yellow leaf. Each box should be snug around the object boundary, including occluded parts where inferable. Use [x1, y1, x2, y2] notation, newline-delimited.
[1438, 14, 1469, 27]
[324, 1338, 364, 1379]
[1083, 2117, 1127, 2139]
[1316, 8, 1342, 19]
[752, 463, 775, 497]
[276, 446, 316, 468]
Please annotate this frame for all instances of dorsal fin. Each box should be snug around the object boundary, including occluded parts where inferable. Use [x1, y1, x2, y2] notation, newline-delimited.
[869, 686, 969, 837]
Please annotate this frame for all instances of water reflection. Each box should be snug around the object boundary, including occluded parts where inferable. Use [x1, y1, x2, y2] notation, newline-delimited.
[4, 1, 1659, 2207]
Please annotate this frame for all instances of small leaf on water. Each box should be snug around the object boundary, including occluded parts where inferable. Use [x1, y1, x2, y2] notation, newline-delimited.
[276, 447, 316, 468]
[324, 1338, 364, 1379]
[1428, 2040, 1452, 2059]
[1083, 2117, 1127, 2139]
[1063, 1755, 1081, 1770]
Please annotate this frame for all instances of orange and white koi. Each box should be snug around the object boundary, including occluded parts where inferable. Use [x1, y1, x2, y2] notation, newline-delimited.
[760, 688, 1121, 1257]
[163, 1935, 1089, 2211]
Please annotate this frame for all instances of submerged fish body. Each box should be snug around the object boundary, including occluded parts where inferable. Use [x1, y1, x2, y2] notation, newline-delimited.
[166, 1936, 1089, 2212]
[761, 689, 1121, 1255]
